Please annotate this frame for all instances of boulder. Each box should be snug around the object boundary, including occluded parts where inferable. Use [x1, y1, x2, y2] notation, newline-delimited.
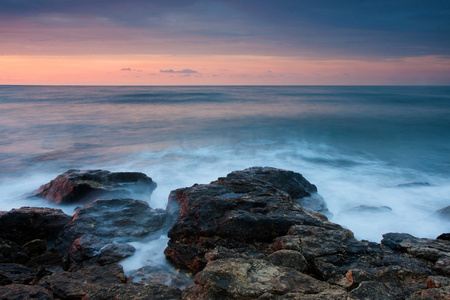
[36, 169, 157, 204]
[37, 264, 127, 299]
[0, 238, 28, 264]
[84, 283, 182, 300]
[182, 258, 336, 299]
[0, 284, 53, 300]
[0, 207, 71, 246]
[165, 167, 326, 273]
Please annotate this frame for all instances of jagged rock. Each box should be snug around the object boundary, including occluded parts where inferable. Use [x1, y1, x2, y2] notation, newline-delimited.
[382, 233, 450, 262]
[163, 167, 450, 299]
[0, 263, 48, 285]
[0, 207, 71, 245]
[37, 264, 127, 299]
[0, 284, 53, 300]
[128, 265, 193, 289]
[85, 282, 182, 300]
[182, 258, 338, 299]
[0, 238, 28, 264]
[36, 169, 157, 204]
[165, 167, 326, 273]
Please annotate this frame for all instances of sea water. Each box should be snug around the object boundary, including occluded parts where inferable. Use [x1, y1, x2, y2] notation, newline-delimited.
[1, 85, 449, 274]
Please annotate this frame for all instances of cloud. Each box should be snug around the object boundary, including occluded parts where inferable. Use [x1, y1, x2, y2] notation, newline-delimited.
[160, 68, 198, 74]
[120, 68, 142, 72]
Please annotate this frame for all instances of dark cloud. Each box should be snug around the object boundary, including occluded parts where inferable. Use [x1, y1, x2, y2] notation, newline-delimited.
[160, 69, 198, 74]
[0, 0, 449, 58]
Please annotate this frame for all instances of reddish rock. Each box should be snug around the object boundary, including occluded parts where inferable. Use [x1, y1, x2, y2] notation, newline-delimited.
[36, 169, 157, 204]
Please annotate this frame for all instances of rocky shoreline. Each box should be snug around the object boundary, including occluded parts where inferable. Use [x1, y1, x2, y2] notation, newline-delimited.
[0, 167, 449, 299]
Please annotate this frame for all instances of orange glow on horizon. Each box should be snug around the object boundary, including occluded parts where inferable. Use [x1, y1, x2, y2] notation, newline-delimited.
[1, 54, 449, 85]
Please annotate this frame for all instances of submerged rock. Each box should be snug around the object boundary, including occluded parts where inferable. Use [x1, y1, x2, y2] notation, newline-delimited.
[36, 169, 157, 204]
[434, 205, 450, 221]
[56, 198, 168, 269]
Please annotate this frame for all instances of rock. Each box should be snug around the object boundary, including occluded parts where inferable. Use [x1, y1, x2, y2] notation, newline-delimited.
[0, 263, 47, 285]
[85, 283, 182, 300]
[438, 233, 450, 241]
[343, 205, 393, 214]
[37, 264, 127, 299]
[0, 238, 28, 264]
[165, 167, 326, 273]
[128, 265, 193, 289]
[295, 192, 332, 217]
[0, 207, 71, 245]
[382, 233, 450, 262]
[36, 169, 157, 205]
[434, 205, 450, 221]
[0, 284, 53, 300]
[163, 167, 450, 299]
[55, 198, 166, 269]
[68, 234, 135, 267]
[183, 258, 335, 299]
[23, 239, 47, 258]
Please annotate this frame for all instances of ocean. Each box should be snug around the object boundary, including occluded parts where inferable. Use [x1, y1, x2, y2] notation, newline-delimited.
[1, 85, 449, 271]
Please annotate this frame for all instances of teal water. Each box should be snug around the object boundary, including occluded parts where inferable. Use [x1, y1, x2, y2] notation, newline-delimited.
[0, 85, 449, 242]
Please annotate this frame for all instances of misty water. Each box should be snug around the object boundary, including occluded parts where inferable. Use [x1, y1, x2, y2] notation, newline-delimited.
[1, 85, 449, 279]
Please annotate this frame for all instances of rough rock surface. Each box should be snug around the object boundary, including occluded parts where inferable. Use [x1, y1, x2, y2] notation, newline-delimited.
[165, 167, 322, 273]
[36, 169, 157, 204]
[0, 284, 53, 300]
[165, 167, 450, 299]
[56, 198, 168, 269]
[0, 207, 71, 245]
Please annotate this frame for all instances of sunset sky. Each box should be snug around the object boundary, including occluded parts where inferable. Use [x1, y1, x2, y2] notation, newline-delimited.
[1, 0, 449, 85]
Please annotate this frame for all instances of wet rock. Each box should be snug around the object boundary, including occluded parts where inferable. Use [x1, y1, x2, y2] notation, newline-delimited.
[434, 205, 450, 221]
[128, 265, 193, 289]
[37, 264, 127, 299]
[295, 192, 332, 217]
[0, 284, 53, 300]
[85, 283, 182, 300]
[183, 258, 335, 299]
[36, 169, 157, 205]
[56, 198, 167, 268]
[0, 207, 71, 245]
[165, 167, 326, 273]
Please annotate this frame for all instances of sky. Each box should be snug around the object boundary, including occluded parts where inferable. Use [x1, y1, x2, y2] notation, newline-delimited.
[0, 0, 449, 85]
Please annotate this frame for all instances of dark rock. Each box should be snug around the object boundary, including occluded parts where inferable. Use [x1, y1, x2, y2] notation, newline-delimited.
[0, 284, 53, 300]
[0, 263, 44, 284]
[69, 233, 135, 267]
[0, 206, 71, 245]
[37, 264, 127, 299]
[183, 258, 337, 300]
[437, 233, 450, 241]
[36, 169, 157, 204]
[25, 248, 63, 271]
[163, 167, 450, 299]
[382, 232, 450, 262]
[0, 238, 28, 264]
[434, 205, 450, 221]
[128, 265, 193, 289]
[165, 167, 326, 273]
[23, 239, 47, 258]
[85, 283, 182, 300]
[295, 192, 332, 217]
